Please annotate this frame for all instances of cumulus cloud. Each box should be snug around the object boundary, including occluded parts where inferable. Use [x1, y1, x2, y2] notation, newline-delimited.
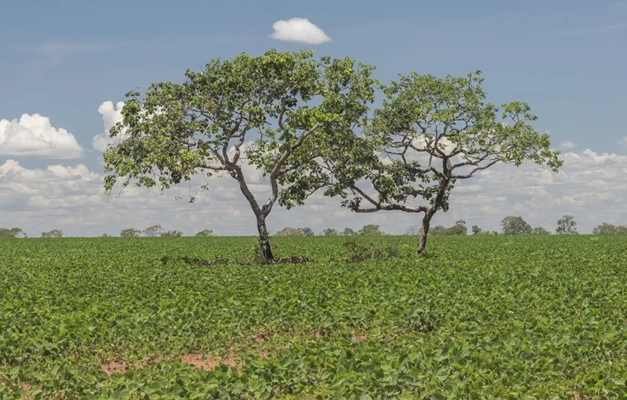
[92, 101, 125, 152]
[2, 143, 627, 237]
[0, 114, 84, 159]
[269, 18, 331, 45]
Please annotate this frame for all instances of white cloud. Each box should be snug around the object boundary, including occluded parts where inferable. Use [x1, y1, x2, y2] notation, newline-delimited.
[93, 101, 125, 152]
[0, 114, 84, 159]
[269, 18, 331, 45]
[2, 145, 627, 237]
[560, 141, 576, 149]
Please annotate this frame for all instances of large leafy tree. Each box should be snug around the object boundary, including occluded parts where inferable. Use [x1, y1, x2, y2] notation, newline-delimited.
[103, 49, 376, 263]
[283, 71, 562, 253]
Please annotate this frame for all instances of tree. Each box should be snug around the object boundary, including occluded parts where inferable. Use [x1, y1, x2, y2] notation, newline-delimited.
[471, 225, 482, 235]
[0, 227, 26, 238]
[41, 229, 63, 238]
[430, 225, 447, 235]
[532, 226, 550, 235]
[592, 223, 627, 235]
[161, 230, 183, 237]
[555, 215, 577, 234]
[446, 220, 467, 235]
[144, 224, 163, 237]
[195, 229, 214, 237]
[341, 227, 357, 236]
[101, 233, 112, 237]
[103, 50, 376, 263]
[285, 71, 562, 253]
[501, 216, 532, 235]
[275, 227, 302, 236]
[321, 228, 338, 236]
[120, 228, 141, 237]
[358, 224, 385, 235]
[406, 225, 419, 235]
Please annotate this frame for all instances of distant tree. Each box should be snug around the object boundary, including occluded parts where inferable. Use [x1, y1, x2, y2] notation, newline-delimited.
[275, 227, 302, 236]
[359, 224, 385, 236]
[101, 233, 112, 237]
[143, 224, 163, 237]
[120, 228, 141, 237]
[471, 225, 482, 235]
[430, 225, 447, 235]
[501, 216, 532, 235]
[406, 225, 419, 235]
[195, 229, 215, 237]
[532, 226, 550, 235]
[298, 227, 315, 236]
[0, 227, 26, 238]
[161, 230, 183, 237]
[41, 229, 63, 238]
[592, 223, 627, 235]
[555, 215, 577, 234]
[446, 220, 467, 235]
[342, 228, 357, 236]
[321, 228, 338, 236]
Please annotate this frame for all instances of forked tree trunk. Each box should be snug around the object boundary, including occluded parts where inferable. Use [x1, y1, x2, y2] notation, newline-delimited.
[256, 216, 275, 264]
[417, 212, 434, 254]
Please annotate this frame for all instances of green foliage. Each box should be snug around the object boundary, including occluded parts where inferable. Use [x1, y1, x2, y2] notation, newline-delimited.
[195, 229, 215, 237]
[143, 224, 163, 237]
[556, 214, 578, 234]
[471, 225, 482, 235]
[102, 49, 376, 262]
[342, 227, 357, 236]
[358, 224, 385, 235]
[592, 222, 627, 235]
[1, 235, 627, 398]
[501, 215, 532, 235]
[0, 227, 26, 238]
[321, 228, 338, 236]
[41, 229, 64, 238]
[120, 228, 141, 237]
[532, 226, 551, 235]
[430, 220, 467, 235]
[160, 230, 184, 237]
[274, 227, 314, 236]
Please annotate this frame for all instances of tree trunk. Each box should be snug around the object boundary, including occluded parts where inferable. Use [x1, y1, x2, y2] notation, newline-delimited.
[417, 212, 434, 254]
[256, 216, 275, 264]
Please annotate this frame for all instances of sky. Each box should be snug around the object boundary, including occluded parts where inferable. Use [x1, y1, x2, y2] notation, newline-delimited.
[0, 0, 626, 237]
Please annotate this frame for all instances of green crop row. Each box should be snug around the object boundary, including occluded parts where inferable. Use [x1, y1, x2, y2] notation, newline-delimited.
[1, 235, 626, 398]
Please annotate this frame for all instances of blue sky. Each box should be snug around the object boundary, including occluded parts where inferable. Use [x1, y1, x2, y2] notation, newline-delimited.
[0, 0, 626, 236]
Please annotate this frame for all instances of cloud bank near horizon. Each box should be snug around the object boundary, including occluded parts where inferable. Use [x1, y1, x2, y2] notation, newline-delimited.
[1, 101, 627, 237]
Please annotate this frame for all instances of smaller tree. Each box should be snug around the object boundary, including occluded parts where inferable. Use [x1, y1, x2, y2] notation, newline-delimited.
[144, 224, 163, 237]
[471, 225, 482, 235]
[101, 233, 112, 237]
[0, 227, 26, 238]
[359, 224, 385, 236]
[532, 226, 550, 235]
[446, 220, 467, 235]
[501, 216, 532, 235]
[120, 228, 141, 237]
[41, 229, 63, 238]
[555, 215, 577, 234]
[298, 227, 315, 236]
[321, 228, 338, 236]
[342, 228, 357, 236]
[406, 225, 419, 235]
[161, 230, 183, 237]
[592, 223, 627, 235]
[195, 229, 215, 237]
[430, 225, 447, 235]
[275, 227, 302, 236]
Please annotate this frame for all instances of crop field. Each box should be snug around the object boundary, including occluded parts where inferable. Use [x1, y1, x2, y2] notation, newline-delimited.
[1, 235, 627, 399]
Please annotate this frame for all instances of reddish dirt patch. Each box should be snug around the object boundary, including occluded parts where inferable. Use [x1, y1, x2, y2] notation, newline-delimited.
[181, 352, 238, 372]
[100, 361, 129, 376]
[353, 334, 367, 343]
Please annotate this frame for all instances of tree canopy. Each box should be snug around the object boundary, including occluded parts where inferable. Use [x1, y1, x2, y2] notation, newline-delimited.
[103, 49, 376, 263]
